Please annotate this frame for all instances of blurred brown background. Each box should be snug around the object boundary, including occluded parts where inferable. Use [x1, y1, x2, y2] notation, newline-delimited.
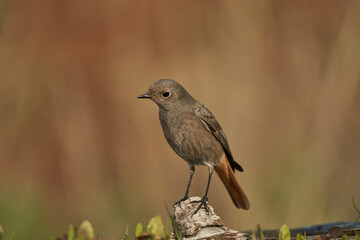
[1, 0, 360, 239]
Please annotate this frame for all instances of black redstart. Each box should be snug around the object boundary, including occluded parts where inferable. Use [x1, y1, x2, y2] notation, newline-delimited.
[138, 79, 250, 214]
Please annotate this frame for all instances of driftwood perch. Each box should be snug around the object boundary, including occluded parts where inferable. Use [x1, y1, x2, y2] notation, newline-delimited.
[171, 196, 248, 239]
[171, 196, 360, 240]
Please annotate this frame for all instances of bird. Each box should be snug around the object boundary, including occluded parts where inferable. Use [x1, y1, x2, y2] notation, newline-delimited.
[138, 79, 250, 214]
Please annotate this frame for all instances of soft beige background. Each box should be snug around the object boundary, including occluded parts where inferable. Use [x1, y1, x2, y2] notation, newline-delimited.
[1, 0, 360, 239]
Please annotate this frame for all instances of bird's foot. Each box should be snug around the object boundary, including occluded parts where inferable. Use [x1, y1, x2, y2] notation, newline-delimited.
[173, 196, 189, 207]
[191, 197, 210, 216]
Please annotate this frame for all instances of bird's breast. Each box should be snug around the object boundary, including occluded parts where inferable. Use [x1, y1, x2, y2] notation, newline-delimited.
[159, 110, 223, 166]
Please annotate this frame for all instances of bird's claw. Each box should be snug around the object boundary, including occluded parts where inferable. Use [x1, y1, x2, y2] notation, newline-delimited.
[173, 196, 189, 207]
[191, 197, 210, 216]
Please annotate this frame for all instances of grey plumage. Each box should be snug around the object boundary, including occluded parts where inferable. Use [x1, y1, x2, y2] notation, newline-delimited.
[138, 79, 250, 211]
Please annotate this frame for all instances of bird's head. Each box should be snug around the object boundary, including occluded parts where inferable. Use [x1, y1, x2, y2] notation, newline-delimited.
[137, 79, 194, 110]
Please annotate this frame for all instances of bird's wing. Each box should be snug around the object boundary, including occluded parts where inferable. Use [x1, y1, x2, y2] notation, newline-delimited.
[194, 104, 243, 172]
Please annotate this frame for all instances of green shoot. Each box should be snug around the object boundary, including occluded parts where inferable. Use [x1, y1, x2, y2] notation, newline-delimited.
[78, 221, 94, 240]
[256, 224, 265, 240]
[124, 225, 129, 240]
[296, 233, 306, 240]
[147, 216, 165, 240]
[353, 197, 360, 228]
[68, 225, 75, 240]
[135, 223, 143, 238]
[279, 224, 291, 240]
[165, 205, 182, 240]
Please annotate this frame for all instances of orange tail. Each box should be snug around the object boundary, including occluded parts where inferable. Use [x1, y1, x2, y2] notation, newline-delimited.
[214, 155, 250, 210]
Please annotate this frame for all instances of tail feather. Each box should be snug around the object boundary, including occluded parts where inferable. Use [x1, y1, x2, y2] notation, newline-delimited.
[214, 155, 250, 210]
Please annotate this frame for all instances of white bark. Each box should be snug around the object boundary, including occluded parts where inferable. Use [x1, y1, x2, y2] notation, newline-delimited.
[171, 196, 248, 240]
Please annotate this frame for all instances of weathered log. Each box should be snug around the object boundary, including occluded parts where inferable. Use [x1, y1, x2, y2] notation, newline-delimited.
[171, 196, 360, 240]
[171, 196, 248, 239]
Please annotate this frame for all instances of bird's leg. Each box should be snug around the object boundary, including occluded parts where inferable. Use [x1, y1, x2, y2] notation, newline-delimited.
[183, 165, 195, 200]
[191, 168, 213, 216]
[173, 165, 195, 206]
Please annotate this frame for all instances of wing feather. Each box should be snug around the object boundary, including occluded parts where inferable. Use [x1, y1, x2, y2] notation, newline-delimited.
[194, 104, 243, 172]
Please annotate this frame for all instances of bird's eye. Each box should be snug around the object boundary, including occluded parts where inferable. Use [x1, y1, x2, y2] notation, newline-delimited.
[161, 92, 171, 98]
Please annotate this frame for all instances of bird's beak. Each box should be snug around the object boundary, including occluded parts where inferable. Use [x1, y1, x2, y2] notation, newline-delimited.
[137, 92, 151, 99]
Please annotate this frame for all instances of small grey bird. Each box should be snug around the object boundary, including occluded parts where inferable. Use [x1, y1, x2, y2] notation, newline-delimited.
[138, 79, 250, 214]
